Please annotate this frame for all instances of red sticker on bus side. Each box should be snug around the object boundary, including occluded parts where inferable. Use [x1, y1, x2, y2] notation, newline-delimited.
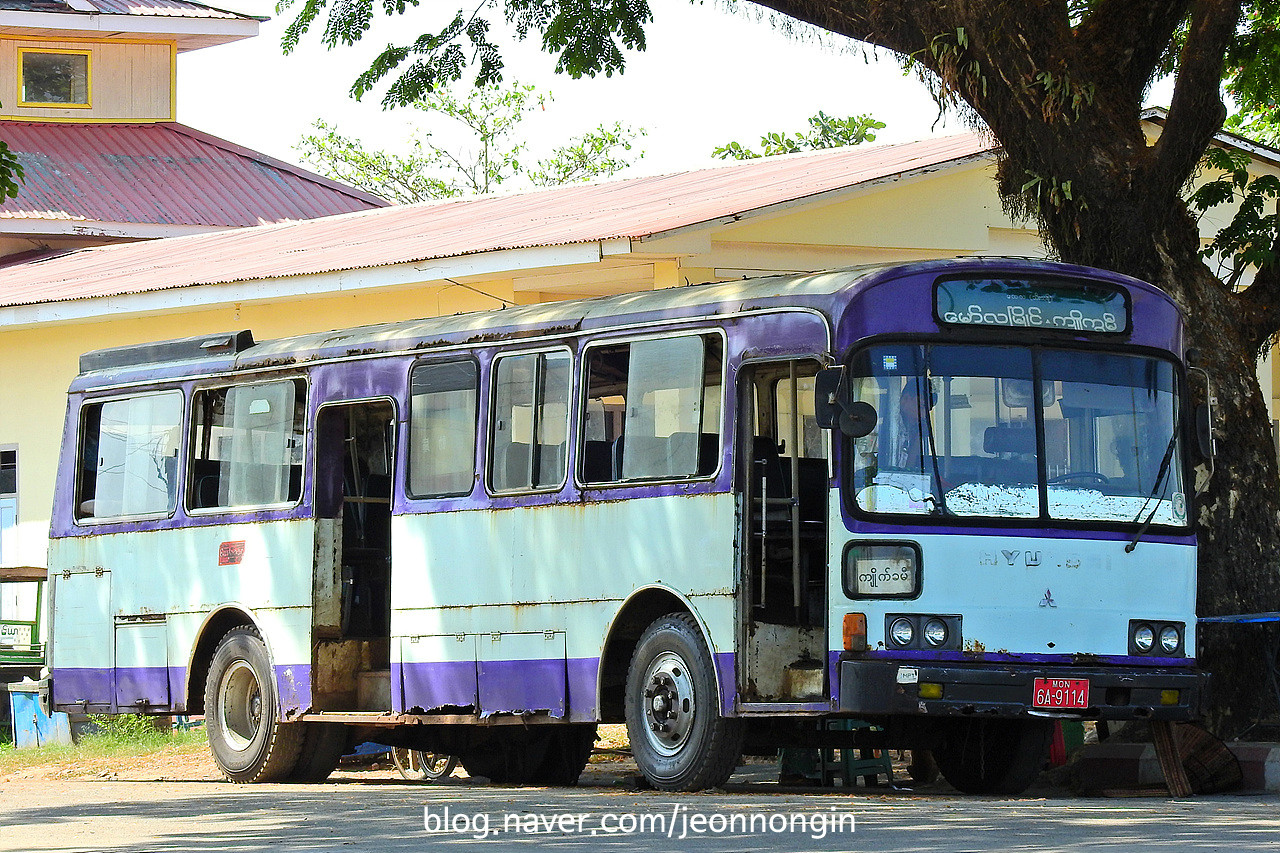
[218, 541, 245, 566]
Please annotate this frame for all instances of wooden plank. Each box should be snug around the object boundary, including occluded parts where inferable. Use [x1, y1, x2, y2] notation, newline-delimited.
[1152, 720, 1193, 797]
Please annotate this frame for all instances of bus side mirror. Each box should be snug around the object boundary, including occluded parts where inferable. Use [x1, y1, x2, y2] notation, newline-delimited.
[840, 401, 877, 438]
[814, 367, 844, 429]
[815, 367, 878, 437]
[1195, 402, 1215, 459]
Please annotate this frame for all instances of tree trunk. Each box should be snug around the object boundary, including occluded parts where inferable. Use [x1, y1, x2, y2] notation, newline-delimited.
[1153, 211, 1280, 737]
[748, 0, 1280, 736]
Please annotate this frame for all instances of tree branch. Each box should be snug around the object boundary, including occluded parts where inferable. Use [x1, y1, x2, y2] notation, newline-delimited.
[744, 0, 929, 57]
[1074, 0, 1192, 100]
[1149, 0, 1242, 208]
[1237, 224, 1280, 353]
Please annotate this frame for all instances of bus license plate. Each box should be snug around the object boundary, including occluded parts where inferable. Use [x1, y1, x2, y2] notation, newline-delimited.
[1033, 678, 1090, 709]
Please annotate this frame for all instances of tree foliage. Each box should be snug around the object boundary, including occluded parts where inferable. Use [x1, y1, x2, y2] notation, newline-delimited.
[0, 140, 22, 201]
[1190, 148, 1280, 292]
[277, 0, 653, 106]
[296, 81, 643, 203]
[284, 0, 1280, 735]
[711, 111, 885, 160]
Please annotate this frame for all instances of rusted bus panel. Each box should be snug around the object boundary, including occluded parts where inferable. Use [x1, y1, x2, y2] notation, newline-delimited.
[49, 520, 318, 714]
[391, 494, 737, 614]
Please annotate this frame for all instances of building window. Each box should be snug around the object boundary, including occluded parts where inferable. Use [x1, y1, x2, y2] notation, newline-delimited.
[20, 50, 90, 106]
[0, 449, 14, 496]
[0, 449, 15, 565]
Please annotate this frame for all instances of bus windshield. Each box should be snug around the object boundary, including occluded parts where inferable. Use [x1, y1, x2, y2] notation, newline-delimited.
[846, 344, 1188, 527]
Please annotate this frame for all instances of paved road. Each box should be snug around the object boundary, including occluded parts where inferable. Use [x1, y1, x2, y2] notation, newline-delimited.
[2, 763, 1277, 853]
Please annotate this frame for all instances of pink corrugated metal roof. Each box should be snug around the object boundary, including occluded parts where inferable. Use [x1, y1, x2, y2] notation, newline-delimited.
[0, 121, 387, 228]
[0, 133, 994, 310]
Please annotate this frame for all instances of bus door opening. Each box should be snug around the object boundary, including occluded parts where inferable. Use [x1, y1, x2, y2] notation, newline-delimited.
[737, 360, 828, 702]
[313, 400, 395, 711]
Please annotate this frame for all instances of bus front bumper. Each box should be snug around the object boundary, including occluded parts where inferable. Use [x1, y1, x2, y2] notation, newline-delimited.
[839, 658, 1208, 721]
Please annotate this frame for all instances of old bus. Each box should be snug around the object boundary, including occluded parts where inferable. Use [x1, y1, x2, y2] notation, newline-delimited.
[47, 258, 1208, 793]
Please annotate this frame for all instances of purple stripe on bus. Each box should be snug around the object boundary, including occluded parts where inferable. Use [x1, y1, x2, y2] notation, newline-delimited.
[274, 663, 312, 714]
[51, 667, 114, 708]
[113, 665, 173, 710]
[566, 657, 601, 723]
[841, 515, 1197, 545]
[396, 659, 478, 713]
[715, 652, 736, 717]
[477, 658, 567, 718]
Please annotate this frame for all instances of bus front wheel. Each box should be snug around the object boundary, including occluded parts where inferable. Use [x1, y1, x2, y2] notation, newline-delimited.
[624, 613, 744, 791]
[933, 718, 1052, 795]
[204, 627, 304, 782]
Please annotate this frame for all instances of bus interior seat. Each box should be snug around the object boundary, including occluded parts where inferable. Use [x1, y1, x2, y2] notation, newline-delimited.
[984, 425, 1036, 455]
[500, 443, 531, 490]
[582, 439, 614, 483]
[536, 442, 565, 485]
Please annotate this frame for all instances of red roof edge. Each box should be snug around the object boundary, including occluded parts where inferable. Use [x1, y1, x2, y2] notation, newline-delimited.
[164, 122, 392, 209]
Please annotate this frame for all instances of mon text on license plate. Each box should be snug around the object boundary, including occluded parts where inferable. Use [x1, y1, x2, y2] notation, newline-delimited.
[1032, 677, 1089, 709]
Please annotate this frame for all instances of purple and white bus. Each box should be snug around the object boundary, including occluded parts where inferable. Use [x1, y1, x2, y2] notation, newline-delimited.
[47, 257, 1209, 792]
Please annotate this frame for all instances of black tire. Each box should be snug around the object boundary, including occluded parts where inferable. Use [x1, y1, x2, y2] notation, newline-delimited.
[204, 627, 304, 783]
[531, 725, 597, 786]
[459, 733, 549, 785]
[907, 748, 940, 785]
[934, 718, 1052, 795]
[392, 748, 458, 782]
[288, 722, 350, 782]
[624, 612, 744, 791]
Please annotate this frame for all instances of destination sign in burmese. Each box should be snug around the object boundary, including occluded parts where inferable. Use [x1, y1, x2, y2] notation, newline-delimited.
[935, 278, 1130, 333]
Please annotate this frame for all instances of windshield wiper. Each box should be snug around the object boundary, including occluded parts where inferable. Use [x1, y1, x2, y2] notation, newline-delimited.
[919, 375, 952, 516]
[1125, 419, 1181, 553]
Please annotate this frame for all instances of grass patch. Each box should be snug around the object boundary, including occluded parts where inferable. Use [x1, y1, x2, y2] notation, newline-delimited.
[0, 715, 208, 777]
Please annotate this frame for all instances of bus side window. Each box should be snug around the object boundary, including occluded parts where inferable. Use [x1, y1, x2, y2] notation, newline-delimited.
[407, 359, 479, 497]
[488, 351, 570, 493]
[188, 380, 305, 511]
[75, 391, 183, 521]
[580, 334, 722, 484]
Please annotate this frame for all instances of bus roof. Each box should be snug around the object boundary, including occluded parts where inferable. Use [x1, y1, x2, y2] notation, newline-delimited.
[71, 258, 1171, 388]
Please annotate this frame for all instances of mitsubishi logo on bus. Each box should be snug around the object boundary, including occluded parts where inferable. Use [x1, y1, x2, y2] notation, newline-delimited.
[1039, 589, 1057, 608]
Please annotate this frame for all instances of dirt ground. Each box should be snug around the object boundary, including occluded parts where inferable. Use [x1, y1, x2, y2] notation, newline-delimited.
[0, 724, 647, 787]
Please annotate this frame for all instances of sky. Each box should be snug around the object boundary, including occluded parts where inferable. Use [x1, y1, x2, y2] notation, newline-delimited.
[177, 0, 967, 180]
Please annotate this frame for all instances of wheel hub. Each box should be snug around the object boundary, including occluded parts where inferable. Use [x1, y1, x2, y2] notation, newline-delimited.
[219, 659, 263, 753]
[641, 652, 695, 756]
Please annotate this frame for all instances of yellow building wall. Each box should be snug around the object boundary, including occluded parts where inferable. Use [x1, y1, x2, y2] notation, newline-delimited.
[0, 38, 173, 121]
[0, 282, 501, 568]
[720, 164, 1003, 251]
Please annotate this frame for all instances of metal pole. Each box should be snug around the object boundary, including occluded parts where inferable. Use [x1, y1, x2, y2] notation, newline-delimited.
[790, 362, 802, 612]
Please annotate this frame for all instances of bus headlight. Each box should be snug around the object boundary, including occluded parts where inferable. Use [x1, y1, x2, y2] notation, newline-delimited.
[923, 618, 949, 647]
[889, 617, 915, 647]
[1132, 623, 1155, 653]
[1130, 620, 1186, 656]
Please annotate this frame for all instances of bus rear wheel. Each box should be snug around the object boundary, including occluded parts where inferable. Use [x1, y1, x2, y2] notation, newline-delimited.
[624, 613, 744, 791]
[204, 627, 304, 783]
[934, 718, 1052, 795]
[288, 722, 350, 782]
